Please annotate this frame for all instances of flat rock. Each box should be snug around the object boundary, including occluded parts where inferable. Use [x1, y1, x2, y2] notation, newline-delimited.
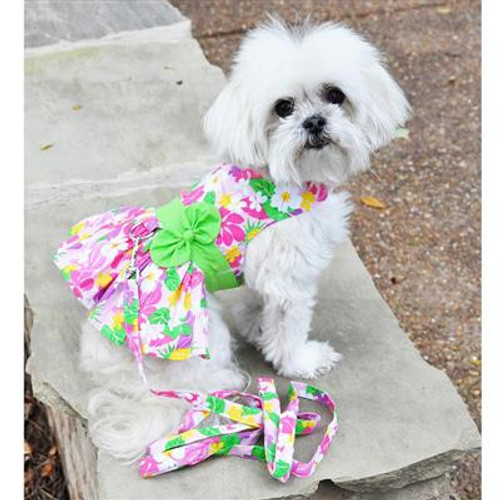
[25, 7, 480, 500]
[25, 0, 185, 48]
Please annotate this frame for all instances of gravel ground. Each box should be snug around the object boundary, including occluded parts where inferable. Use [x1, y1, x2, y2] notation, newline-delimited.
[171, 1, 481, 498]
[25, 297, 69, 500]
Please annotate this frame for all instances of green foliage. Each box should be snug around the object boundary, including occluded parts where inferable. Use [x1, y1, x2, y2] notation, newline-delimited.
[164, 268, 181, 291]
[148, 307, 170, 326]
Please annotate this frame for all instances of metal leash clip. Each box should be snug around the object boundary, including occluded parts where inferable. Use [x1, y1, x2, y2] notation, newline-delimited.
[124, 219, 157, 281]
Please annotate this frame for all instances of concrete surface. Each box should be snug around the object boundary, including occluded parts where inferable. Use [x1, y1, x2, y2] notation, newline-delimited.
[25, 0, 184, 48]
[25, 3, 480, 499]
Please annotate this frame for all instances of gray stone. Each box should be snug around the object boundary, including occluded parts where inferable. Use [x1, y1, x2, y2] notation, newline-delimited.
[310, 475, 454, 499]
[25, 0, 185, 48]
[25, 6, 480, 500]
[25, 32, 223, 188]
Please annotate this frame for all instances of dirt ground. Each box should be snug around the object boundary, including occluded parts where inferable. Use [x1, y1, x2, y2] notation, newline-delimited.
[170, 0, 481, 498]
[24, 1, 480, 498]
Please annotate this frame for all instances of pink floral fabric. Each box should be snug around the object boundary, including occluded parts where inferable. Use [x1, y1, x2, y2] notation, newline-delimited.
[140, 377, 339, 482]
[54, 164, 329, 365]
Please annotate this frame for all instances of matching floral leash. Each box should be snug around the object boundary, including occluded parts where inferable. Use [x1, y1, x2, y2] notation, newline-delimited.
[140, 377, 339, 482]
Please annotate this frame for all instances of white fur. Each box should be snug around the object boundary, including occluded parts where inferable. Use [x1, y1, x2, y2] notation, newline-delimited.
[82, 17, 410, 460]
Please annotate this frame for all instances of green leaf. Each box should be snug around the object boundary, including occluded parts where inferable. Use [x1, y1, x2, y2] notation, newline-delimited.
[171, 323, 192, 336]
[217, 434, 241, 455]
[306, 385, 321, 397]
[149, 307, 170, 326]
[249, 178, 275, 198]
[165, 268, 181, 291]
[242, 405, 261, 416]
[251, 446, 266, 462]
[163, 436, 185, 451]
[101, 325, 126, 345]
[267, 442, 276, 463]
[273, 459, 291, 479]
[268, 412, 281, 428]
[394, 127, 410, 140]
[261, 391, 279, 401]
[123, 299, 138, 325]
[198, 426, 222, 437]
[203, 191, 216, 205]
[208, 396, 226, 415]
[262, 199, 290, 221]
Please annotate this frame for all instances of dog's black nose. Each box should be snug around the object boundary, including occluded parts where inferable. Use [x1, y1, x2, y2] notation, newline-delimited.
[303, 115, 326, 135]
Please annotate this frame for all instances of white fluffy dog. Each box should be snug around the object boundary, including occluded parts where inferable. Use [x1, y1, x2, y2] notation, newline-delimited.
[81, 17, 410, 461]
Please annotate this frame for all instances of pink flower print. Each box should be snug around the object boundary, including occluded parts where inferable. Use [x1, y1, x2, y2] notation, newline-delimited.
[139, 285, 163, 316]
[292, 461, 313, 478]
[315, 392, 335, 411]
[306, 182, 328, 202]
[242, 201, 269, 220]
[319, 434, 332, 455]
[225, 246, 242, 269]
[63, 234, 82, 250]
[181, 185, 205, 205]
[279, 414, 297, 434]
[178, 441, 211, 466]
[216, 208, 245, 246]
[183, 267, 204, 291]
[139, 455, 160, 477]
[71, 269, 95, 292]
[229, 165, 261, 181]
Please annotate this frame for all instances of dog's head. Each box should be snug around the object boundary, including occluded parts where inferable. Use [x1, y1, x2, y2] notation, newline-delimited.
[204, 17, 410, 186]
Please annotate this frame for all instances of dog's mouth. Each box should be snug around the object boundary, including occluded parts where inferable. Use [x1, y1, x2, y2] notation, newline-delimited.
[304, 136, 331, 150]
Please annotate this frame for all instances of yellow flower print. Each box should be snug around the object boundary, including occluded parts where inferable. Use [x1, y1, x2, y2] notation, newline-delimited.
[112, 310, 124, 329]
[300, 191, 315, 212]
[96, 272, 113, 288]
[243, 414, 259, 427]
[225, 246, 241, 264]
[209, 441, 225, 454]
[264, 400, 275, 413]
[184, 292, 192, 311]
[181, 429, 197, 440]
[70, 221, 86, 236]
[226, 404, 243, 422]
[219, 193, 232, 208]
[281, 191, 291, 203]
[169, 286, 183, 307]
[247, 228, 261, 241]
[63, 264, 78, 274]
[168, 348, 191, 360]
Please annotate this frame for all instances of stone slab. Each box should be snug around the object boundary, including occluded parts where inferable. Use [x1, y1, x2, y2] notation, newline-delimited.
[26, 182, 480, 498]
[25, 34, 223, 188]
[25, 7, 480, 500]
[25, 0, 185, 48]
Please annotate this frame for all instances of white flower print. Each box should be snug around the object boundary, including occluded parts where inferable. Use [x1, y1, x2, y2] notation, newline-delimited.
[270, 186, 302, 212]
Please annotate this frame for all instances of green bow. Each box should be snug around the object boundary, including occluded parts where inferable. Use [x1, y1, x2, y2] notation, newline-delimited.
[150, 198, 239, 292]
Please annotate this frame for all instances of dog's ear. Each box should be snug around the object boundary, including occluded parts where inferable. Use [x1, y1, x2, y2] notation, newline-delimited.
[203, 80, 266, 167]
[358, 60, 411, 151]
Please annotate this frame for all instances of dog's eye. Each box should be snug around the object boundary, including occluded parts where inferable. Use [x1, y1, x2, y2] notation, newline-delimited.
[274, 99, 294, 118]
[325, 87, 346, 106]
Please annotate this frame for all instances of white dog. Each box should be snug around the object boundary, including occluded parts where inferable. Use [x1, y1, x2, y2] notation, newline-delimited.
[81, 17, 410, 461]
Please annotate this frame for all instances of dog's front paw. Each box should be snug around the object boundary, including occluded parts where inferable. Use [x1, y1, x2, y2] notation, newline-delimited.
[278, 341, 342, 379]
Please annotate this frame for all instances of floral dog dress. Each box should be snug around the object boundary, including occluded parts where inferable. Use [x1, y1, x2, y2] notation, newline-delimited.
[54, 163, 329, 371]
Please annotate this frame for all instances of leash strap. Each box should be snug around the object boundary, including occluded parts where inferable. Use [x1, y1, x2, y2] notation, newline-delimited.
[124, 233, 339, 482]
[140, 378, 339, 482]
